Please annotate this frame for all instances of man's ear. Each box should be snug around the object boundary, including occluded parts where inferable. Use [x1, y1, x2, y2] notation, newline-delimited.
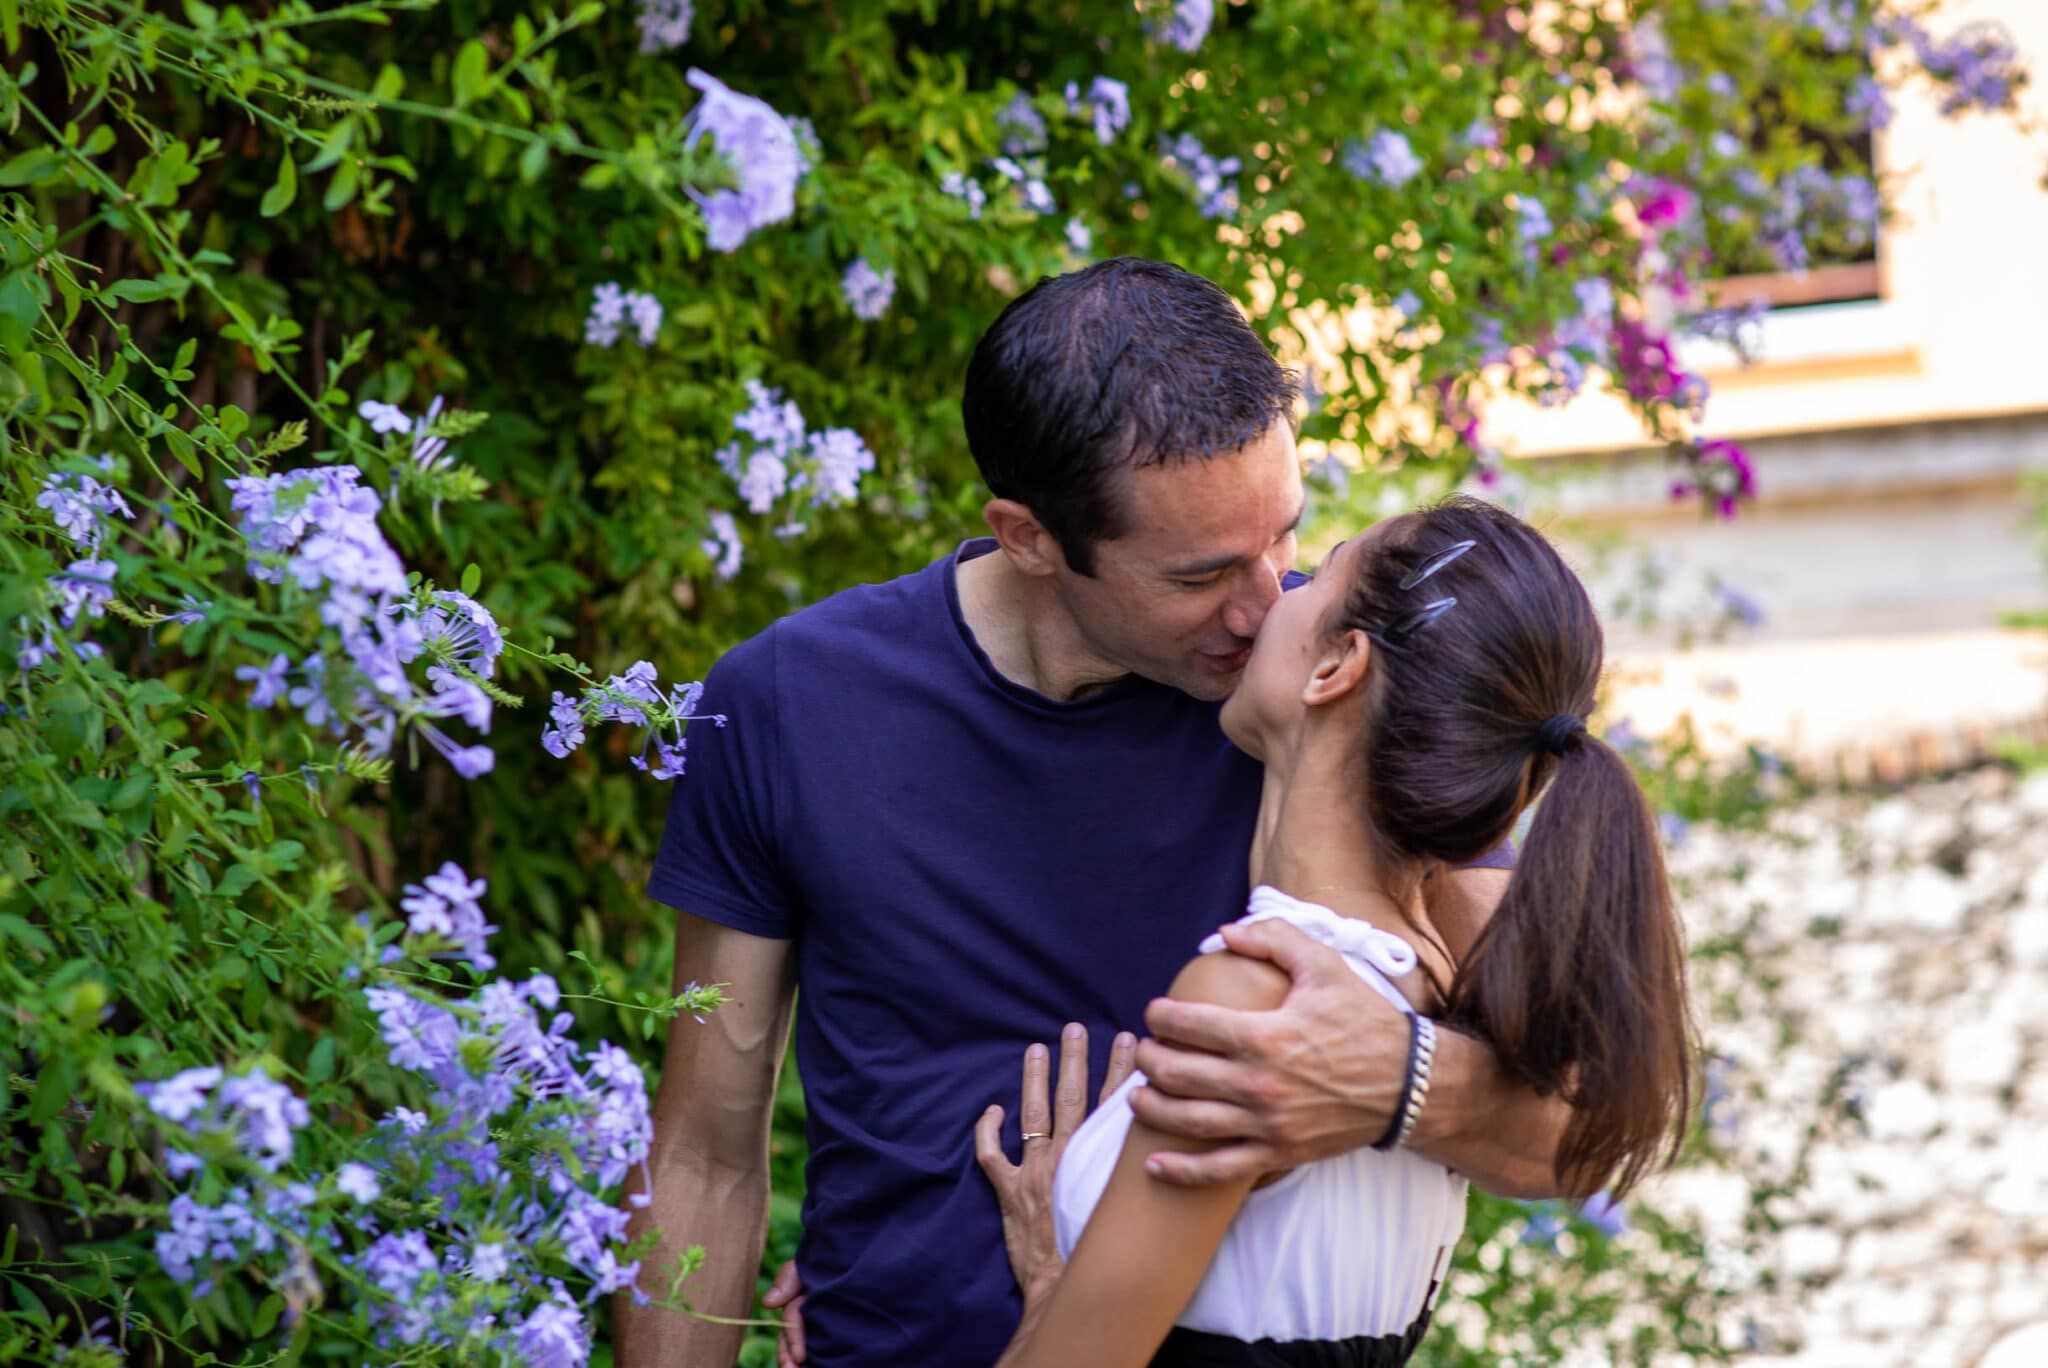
[1302, 628, 1371, 708]
[983, 498, 1066, 578]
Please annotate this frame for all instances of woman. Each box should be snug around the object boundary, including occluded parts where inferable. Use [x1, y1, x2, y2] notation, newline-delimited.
[973, 497, 1695, 1367]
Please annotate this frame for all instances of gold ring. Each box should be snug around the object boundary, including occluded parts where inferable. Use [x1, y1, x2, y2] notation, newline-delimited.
[1020, 1130, 1052, 1141]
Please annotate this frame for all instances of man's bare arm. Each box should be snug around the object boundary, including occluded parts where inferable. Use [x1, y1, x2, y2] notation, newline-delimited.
[1131, 869, 1583, 1200]
[614, 912, 796, 1367]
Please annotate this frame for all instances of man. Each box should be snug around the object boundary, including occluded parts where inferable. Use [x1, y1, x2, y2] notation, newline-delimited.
[617, 259, 1572, 1367]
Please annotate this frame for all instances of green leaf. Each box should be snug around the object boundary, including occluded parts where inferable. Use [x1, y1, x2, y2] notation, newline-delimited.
[306, 1034, 338, 1086]
[518, 137, 550, 184]
[461, 562, 482, 596]
[260, 151, 297, 217]
[322, 156, 359, 213]
[253, 1293, 283, 1338]
[451, 40, 491, 108]
[106, 276, 185, 304]
[0, 146, 58, 186]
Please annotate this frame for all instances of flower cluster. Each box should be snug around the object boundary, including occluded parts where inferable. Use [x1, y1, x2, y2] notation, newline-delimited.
[702, 378, 878, 572]
[840, 258, 896, 320]
[1065, 76, 1131, 146]
[1674, 437, 1758, 520]
[21, 459, 133, 667]
[1159, 133, 1240, 220]
[635, 0, 691, 53]
[1343, 128, 1422, 188]
[940, 169, 988, 219]
[987, 156, 1057, 215]
[996, 92, 1048, 156]
[541, 659, 725, 780]
[684, 68, 802, 252]
[1151, 0, 1213, 53]
[585, 283, 664, 348]
[226, 463, 502, 777]
[1883, 15, 2026, 116]
[141, 1064, 311, 1176]
[140, 864, 668, 1365]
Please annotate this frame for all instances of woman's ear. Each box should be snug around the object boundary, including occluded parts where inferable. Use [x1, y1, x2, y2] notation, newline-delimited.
[1302, 628, 1371, 708]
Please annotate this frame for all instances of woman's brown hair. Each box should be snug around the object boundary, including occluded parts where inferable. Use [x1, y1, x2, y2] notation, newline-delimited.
[1334, 496, 1693, 1197]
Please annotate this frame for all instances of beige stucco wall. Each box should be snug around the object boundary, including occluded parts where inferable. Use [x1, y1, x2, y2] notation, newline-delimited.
[1482, 0, 2048, 460]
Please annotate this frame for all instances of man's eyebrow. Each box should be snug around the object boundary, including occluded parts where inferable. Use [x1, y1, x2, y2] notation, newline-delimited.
[1161, 499, 1311, 578]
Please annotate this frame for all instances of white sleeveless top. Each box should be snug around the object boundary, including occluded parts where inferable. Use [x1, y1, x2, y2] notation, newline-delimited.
[1051, 886, 1469, 1342]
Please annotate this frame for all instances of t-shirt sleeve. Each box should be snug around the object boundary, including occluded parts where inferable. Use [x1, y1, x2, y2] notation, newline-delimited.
[645, 628, 798, 939]
[1457, 835, 1517, 871]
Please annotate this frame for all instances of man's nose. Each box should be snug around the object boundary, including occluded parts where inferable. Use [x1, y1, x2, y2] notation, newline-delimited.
[1222, 555, 1286, 640]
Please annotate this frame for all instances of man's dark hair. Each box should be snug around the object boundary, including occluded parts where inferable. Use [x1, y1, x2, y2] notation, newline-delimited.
[961, 257, 1298, 576]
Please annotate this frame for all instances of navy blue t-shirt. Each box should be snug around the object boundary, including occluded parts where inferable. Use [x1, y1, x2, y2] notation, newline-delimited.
[648, 539, 1270, 1365]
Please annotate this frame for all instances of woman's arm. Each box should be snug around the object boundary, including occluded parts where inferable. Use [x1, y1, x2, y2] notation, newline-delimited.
[993, 952, 1289, 1368]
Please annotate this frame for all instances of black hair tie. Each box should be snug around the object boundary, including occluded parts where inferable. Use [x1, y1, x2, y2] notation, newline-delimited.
[1535, 713, 1585, 756]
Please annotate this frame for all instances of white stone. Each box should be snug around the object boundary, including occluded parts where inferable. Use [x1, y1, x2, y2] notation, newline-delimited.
[2015, 771, 2048, 818]
[1777, 1225, 1845, 1281]
[1938, 1019, 2025, 1092]
[1980, 1321, 2048, 1368]
[1846, 1280, 1937, 1335]
[1860, 865, 1969, 933]
[1864, 1078, 1940, 1142]
[2009, 907, 2048, 965]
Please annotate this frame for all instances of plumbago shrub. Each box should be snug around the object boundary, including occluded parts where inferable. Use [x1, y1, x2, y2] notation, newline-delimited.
[0, 0, 2034, 1363]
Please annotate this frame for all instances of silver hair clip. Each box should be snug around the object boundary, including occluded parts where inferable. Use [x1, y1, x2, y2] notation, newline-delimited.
[1379, 597, 1458, 647]
[1399, 538, 1479, 590]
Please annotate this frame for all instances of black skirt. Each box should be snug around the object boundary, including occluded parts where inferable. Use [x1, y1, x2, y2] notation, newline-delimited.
[1147, 1309, 1434, 1368]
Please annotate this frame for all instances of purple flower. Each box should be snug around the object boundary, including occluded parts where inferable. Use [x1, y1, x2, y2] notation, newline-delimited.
[1715, 581, 1765, 627]
[1159, 133, 1240, 220]
[366, 985, 462, 1072]
[635, 0, 692, 52]
[585, 283, 661, 348]
[684, 69, 802, 252]
[701, 510, 743, 583]
[514, 1293, 590, 1368]
[471, 1240, 511, 1283]
[997, 91, 1048, 156]
[1520, 1203, 1565, 1249]
[1153, 0, 1213, 52]
[53, 558, 117, 627]
[939, 169, 987, 219]
[1578, 1189, 1630, 1237]
[1066, 77, 1131, 146]
[216, 1068, 311, 1172]
[1847, 74, 1893, 130]
[840, 258, 895, 321]
[804, 428, 876, 506]
[140, 1065, 224, 1123]
[37, 470, 133, 552]
[336, 1161, 382, 1203]
[1343, 129, 1421, 188]
[1516, 197, 1553, 243]
[358, 400, 411, 435]
[1064, 217, 1093, 254]
[236, 653, 292, 709]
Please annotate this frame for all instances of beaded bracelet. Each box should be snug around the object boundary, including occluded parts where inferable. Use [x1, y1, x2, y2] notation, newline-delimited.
[1371, 1014, 1438, 1152]
[1394, 1016, 1437, 1149]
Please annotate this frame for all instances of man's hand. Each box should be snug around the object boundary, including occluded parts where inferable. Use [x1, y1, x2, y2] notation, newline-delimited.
[1130, 919, 1407, 1186]
[762, 1260, 807, 1368]
[973, 1024, 1138, 1302]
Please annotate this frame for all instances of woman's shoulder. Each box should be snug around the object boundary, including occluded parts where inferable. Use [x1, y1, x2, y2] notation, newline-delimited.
[1167, 949, 1291, 1012]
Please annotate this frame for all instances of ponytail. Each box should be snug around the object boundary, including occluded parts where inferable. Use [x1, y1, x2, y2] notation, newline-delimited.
[1442, 736, 1694, 1198]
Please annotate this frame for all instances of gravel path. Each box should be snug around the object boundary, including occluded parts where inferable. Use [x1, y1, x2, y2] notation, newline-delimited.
[1654, 766, 2048, 1365]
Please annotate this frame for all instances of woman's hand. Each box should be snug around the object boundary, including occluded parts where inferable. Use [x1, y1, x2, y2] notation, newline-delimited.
[974, 1023, 1137, 1305]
